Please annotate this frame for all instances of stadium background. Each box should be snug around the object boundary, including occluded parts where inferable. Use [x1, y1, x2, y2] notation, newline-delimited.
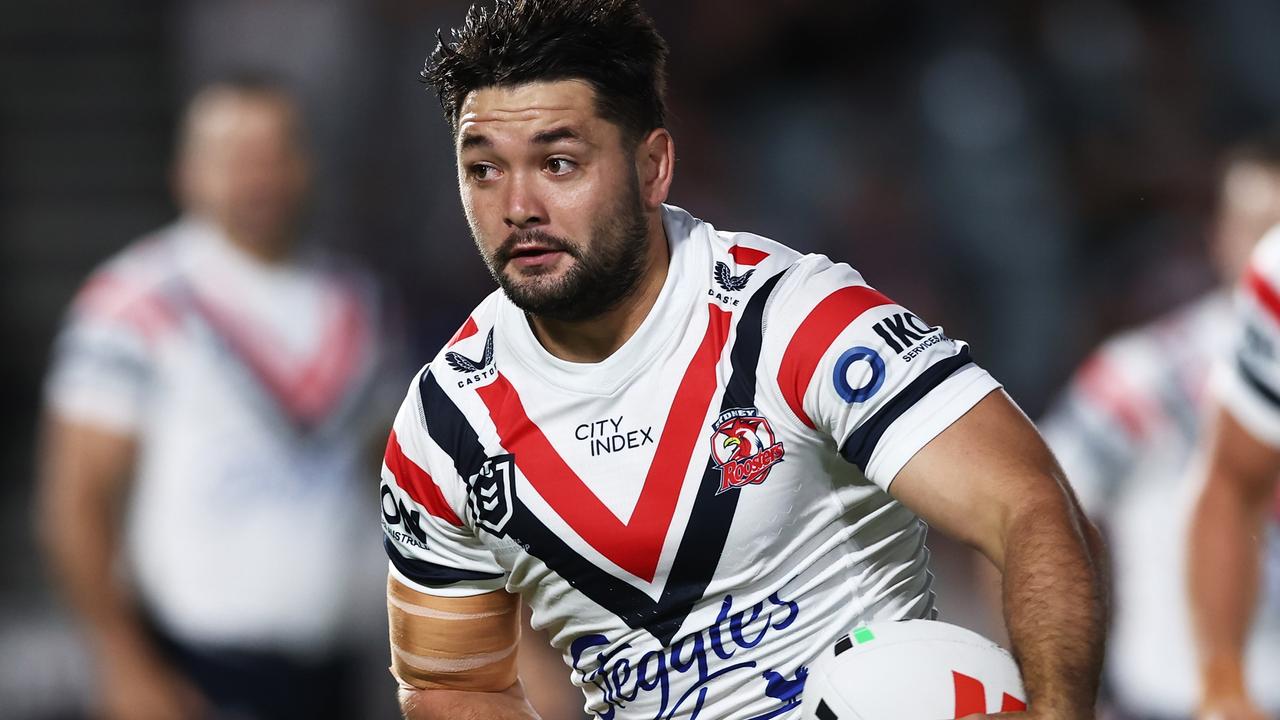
[2, 0, 1279, 717]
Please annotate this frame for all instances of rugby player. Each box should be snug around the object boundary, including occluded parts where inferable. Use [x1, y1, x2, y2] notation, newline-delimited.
[1042, 137, 1280, 720]
[38, 77, 400, 720]
[382, 1, 1107, 718]
[1190, 217, 1280, 717]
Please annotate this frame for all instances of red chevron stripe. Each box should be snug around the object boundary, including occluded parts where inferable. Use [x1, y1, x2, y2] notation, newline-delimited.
[384, 429, 462, 526]
[476, 304, 732, 582]
[777, 286, 893, 428]
[188, 282, 369, 425]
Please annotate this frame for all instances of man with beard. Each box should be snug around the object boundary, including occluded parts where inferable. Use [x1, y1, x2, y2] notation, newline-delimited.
[379, 1, 1106, 719]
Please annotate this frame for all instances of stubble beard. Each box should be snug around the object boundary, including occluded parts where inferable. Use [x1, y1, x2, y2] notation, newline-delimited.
[480, 177, 651, 323]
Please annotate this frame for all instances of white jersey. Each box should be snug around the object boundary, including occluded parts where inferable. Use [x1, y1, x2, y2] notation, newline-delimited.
[46, 217, 399, 657]
[382, 205, 1001, 720]
[1041, 293, 1280, 716]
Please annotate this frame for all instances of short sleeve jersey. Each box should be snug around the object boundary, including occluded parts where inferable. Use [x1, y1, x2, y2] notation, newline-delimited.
[46, 218, 400, 656]
[381, 205, 1002, 719]
[1217, 226, 1280, 449]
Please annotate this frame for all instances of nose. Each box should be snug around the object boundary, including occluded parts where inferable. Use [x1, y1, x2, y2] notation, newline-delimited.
[503, 171, 546, 230]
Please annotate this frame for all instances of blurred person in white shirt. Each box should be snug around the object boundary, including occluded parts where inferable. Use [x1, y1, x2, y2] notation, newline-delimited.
[1040, 135, 1280, 720]
[36, 75, 402, 720]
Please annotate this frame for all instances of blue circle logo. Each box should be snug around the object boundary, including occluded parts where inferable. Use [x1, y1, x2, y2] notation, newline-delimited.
[833, 346, 886, 403]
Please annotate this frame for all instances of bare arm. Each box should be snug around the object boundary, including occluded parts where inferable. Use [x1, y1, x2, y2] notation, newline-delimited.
[891, 391, 1107, 719]
[388, 575, 541, 720]
[36, 413, 205, 720]
[1188, 408, 1279, 720]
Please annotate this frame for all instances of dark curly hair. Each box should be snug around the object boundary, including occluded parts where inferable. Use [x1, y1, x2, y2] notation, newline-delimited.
[421, 0, 669, 145]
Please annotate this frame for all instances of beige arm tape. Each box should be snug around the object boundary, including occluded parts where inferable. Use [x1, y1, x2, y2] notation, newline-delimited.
[387, 574, 521, 692]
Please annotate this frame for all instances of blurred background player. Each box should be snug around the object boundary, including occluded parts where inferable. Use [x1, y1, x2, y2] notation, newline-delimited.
[35, 76, 403, 720]
[1040, 135, 1280, 720]
[1188, 229, 1280, 714]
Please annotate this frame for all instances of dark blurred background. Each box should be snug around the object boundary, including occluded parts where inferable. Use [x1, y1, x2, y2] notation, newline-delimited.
[3, 0, 1279, 717]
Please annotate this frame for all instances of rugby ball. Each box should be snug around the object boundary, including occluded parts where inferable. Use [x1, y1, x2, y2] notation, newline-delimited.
[798, 620, 1027, 719]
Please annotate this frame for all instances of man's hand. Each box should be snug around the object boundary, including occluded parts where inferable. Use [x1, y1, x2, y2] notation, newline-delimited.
[96, 632, 208, 720]
[1198, 696, 1271, 720]
[37, 415, 211, 720]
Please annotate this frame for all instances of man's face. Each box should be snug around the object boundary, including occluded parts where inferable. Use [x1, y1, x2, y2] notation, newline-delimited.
[1214, 160, 1280, 282]
[179, 91, 309, 253]
[456, 80, 649, 321]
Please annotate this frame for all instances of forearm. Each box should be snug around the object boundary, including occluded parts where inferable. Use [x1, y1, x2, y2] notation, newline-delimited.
[39, 487, 154, 655]
[36, 417, 147, 654]
[1188, 472, 1267, 697]
[400, 682, 541, 720]
[999, 496, 1107, 719]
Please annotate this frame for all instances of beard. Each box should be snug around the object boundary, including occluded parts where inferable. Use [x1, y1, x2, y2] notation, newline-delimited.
[479, 177, 651, 323]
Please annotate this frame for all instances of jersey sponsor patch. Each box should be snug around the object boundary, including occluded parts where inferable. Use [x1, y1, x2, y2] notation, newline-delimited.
[710, 408, 786, 494]
[833, 346, 886, 403]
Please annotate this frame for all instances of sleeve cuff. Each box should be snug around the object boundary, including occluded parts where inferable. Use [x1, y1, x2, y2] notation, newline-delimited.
[864, 365, 1003, 490]
[1212, 361, 1280, 449]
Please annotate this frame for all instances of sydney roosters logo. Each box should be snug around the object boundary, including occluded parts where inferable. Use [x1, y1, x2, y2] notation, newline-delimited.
[709, 408, 785, 494]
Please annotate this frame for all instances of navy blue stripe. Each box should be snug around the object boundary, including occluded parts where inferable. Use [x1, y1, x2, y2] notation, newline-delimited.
[383, 536, 504, 587]
[416, 275, 783, 643]
[1238, 356, 1280, 410]
[420, 370, 487, 480]
[839, 347, 973, 472]
[645, 272, 782, 643]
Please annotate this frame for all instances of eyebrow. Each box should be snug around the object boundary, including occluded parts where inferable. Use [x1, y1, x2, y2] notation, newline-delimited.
[458, 125, 586, 151]
[531, 126, 584, 145]
[459, 133, 492, 150]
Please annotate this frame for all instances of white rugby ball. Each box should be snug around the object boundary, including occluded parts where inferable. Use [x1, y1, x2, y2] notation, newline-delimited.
[798, 619, 1026, 720]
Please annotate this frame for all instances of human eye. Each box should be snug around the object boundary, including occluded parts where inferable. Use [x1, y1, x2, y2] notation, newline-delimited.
[545, 157, 578, 176]
[468, 163, 501, 182]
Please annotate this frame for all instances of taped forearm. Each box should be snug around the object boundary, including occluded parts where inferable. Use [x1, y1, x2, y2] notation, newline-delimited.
[399, 682, 541, 720]
[387, 577, 521, 692]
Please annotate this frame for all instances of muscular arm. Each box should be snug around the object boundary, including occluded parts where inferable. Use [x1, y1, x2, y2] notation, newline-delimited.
[36, 413, 204, 720]
[388, 575, 541, 720]
[1188, 408, 1280, 718]
[891, 391, 1107, 719]
[36, 414, 140, 649]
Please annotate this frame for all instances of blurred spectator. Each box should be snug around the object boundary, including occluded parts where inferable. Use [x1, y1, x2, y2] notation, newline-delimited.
[35, 76, 403, 720]
[1038, 134, 1280, 720]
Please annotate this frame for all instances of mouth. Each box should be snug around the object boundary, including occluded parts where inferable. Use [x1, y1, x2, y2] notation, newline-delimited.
[505, 242, 569, 270]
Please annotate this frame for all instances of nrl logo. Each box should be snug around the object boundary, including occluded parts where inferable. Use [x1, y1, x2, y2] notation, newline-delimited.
[709, 408, 785, 494]
[714, 261, 754, 292]
[467, 454, 516, 535]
